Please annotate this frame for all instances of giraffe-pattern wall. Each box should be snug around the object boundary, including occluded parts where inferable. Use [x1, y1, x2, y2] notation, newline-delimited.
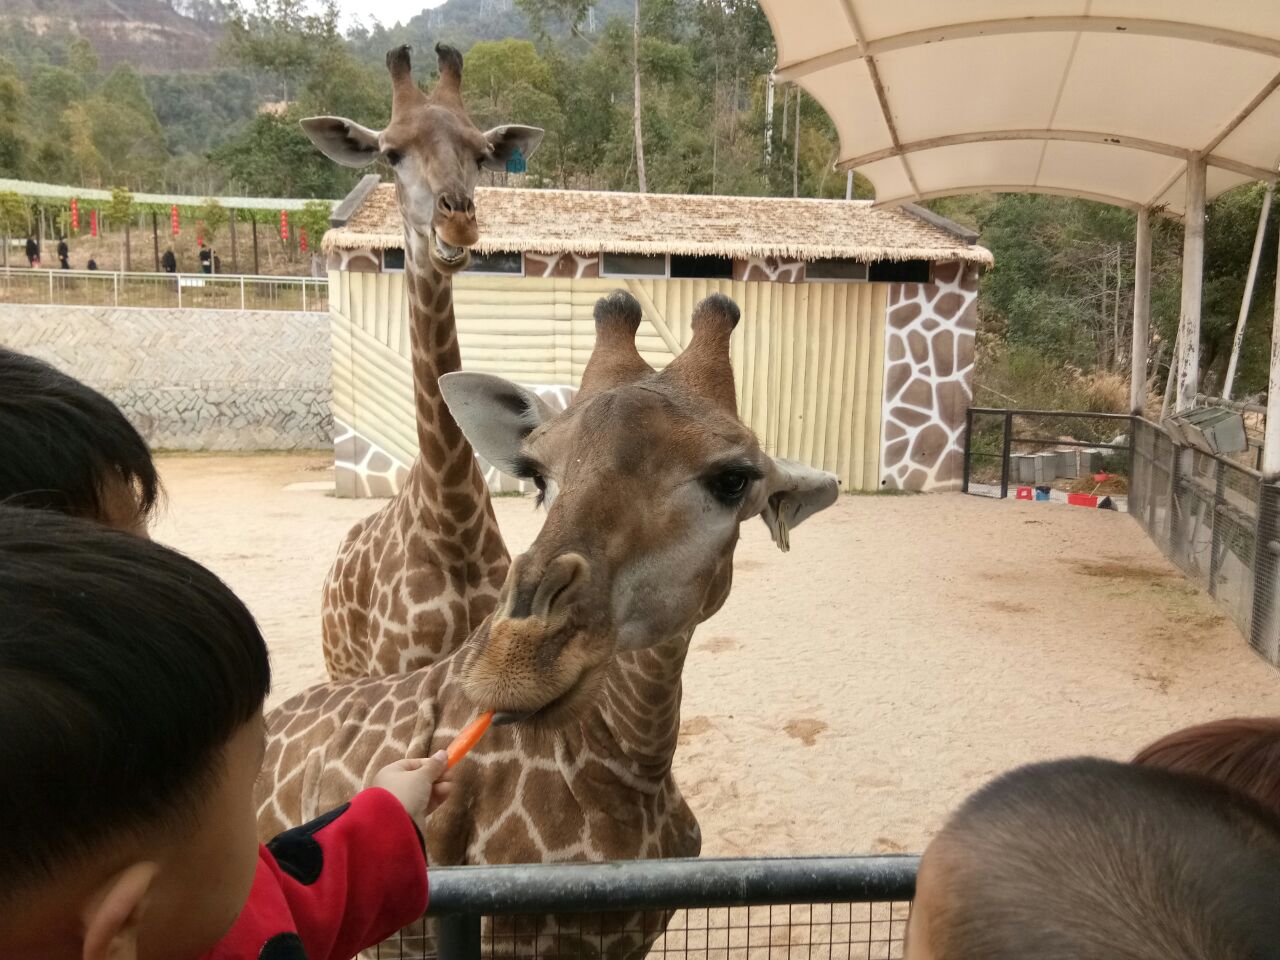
[878, 260, 980, 491]
[732, 256, 805, 283]
[523, 252, 601, 278]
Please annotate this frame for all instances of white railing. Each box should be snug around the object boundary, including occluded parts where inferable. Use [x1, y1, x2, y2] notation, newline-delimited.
[0, 266, 328, 313]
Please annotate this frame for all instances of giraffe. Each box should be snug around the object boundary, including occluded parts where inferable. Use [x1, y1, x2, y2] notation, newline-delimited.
[256, 290, 840, 958]
[300, 44, 545, 680]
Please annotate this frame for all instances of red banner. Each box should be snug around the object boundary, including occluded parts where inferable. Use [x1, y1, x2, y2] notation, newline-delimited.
[197, 234, 204, 248]
[280, 209, 289, 242]
[299, 227, 308, 252]
[70, 198, 79, 231]
[171, 204, 180, 236]
[89, 209, 98, 238]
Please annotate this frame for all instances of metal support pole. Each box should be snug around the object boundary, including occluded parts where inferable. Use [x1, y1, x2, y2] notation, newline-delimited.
[1225, 184, 1273, 399]
[1208, 459, 1223, 598]
[47, 268, 52, 304]
[229, 208, 239, 274]
[999, 410, 1013, 499]
[962, 406, 974, 494]
[240, 276, 246, 310]
[1130, 207, 1152, 414]
[176, 274, 182, 309]
[437, 914, 482, 960]
[112, 272, 118, 307]
[152, 211, 160, 272]
[301, 278, 308, 312]
[1175, 155, 1207, 413]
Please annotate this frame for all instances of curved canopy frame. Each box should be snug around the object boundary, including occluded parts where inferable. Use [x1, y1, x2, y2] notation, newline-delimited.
[759, 2, 1280, 216]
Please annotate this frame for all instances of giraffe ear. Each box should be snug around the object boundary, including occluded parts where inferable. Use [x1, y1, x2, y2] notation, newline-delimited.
[481, 124, 545, 171]
[439, 372, 557, 476]
[756, 459, 840, 553]
[300, 116, 383, 168]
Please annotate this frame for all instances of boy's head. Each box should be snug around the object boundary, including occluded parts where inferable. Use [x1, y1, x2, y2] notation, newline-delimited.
[0, 347, 158, 534]
[905, 758, 1280, 960]
[0, 507, 271, 960]
[1134, 716, 1280, 819]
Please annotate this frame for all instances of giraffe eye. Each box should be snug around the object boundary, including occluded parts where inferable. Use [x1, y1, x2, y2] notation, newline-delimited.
[705, 469, 755, 507]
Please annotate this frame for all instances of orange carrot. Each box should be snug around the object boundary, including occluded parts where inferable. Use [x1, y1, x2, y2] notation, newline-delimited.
[446, 710, 495, 769]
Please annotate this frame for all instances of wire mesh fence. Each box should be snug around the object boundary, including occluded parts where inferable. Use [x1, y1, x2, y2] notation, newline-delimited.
[0, 266, 328, 313]
[962, 407, 1132, 506]
[375, 858, 917, 960]
[1113, 419, 1280, 667]
[964, 411, 1280, 668]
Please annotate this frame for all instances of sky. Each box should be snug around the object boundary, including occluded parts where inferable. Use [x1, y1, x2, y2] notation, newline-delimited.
[330, 0, 447, 29]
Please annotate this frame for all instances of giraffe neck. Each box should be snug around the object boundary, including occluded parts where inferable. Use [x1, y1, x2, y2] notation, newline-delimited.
[403, 227, 470, 484]
[592, 634, 691, 777]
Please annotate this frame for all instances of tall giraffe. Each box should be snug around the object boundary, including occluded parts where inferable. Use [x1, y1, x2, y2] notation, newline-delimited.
[256, 291, 840, 957]
[301, 45, 544, 680]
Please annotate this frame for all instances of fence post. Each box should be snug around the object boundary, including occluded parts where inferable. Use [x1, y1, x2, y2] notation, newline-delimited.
[240, 276, 246, 311]
[1249, 481, 1280, 664]
[302, 278, 308, 312]
[176, 274, 182, 309]
[1168, 439, 1183, 566]
[1126, 416, 1136, 516]
[999, 410, 1013, 499]
[113, 272, 119, 307]
[1208, 459, 1223, 598]
[47, 269, 53, 305]
[962, 406, 974, 494]
[437, 913, 482, 960]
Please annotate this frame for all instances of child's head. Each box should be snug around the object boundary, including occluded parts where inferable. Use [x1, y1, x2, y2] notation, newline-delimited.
[905, 757, 1280, 960]
[0, 347, 159, 534]
[1134, 716, 1280, 819]
[0, 507, 271, 960]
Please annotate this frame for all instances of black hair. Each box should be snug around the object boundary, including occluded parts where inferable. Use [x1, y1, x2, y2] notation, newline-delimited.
[926, 757, 1280, 960]
[0, 507, 270, 902]
[0, 347, 159, 523]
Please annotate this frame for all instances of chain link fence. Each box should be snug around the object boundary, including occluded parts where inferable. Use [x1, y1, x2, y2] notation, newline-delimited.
[371, 857, 917, 960]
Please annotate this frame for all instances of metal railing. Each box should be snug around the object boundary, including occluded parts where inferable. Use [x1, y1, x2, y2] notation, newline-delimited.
[0, 265, 328, 313]
[961, 408, 1280, 669]
[378, 856, 918, 960]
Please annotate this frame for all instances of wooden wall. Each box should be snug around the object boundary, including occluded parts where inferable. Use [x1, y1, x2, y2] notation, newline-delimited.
[330, 272, 888, 493]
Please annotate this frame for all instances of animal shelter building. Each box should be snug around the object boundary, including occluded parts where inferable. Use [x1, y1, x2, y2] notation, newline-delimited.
[323, 176, 993, 497]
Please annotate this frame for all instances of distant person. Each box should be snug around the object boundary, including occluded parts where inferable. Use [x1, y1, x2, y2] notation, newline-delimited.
[161, 247, 177, 273]
[24, 235, 39, 268]
[86, 258, 98, 271]
[199, 242, 212, 275]
[56, 236, 69, 270]
[902, 757, 1280, 960]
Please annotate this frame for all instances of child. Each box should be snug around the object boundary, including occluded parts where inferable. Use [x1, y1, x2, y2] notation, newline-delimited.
[0, 507, 452, 960]
[0, 346, 158, 534]
[904, 757, 1280, 960]
[1134, 716, 1280, 819]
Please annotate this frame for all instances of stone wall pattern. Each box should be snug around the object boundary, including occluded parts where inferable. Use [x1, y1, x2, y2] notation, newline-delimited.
[878, 260, 980, 491]
[0, 304, 332, 451]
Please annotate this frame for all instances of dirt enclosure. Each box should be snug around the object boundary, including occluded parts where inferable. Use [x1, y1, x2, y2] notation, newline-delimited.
[153, 453, 1280, 856]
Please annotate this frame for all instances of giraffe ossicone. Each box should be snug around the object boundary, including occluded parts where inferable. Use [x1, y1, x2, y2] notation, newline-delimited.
[257, 290, 839, 958]
[301, 44, 546, 681]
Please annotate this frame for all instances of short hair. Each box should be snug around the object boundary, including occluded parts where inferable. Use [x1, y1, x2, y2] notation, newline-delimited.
[925, 758, 1280, 960]
[0, 347, 159, 522]
[0, 507, 270, 902]
[1134, 717, 1280, 819]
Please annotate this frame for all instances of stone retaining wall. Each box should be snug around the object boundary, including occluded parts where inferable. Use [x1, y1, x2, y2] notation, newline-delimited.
[0, 304, 331, 451]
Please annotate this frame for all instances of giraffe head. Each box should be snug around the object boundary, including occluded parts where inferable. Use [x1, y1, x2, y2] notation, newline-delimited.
[440, 291, 839, 725]
[300, 44, 544, 274]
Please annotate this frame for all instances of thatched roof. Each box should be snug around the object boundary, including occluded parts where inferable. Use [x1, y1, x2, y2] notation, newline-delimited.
[324, 179, 992, 265]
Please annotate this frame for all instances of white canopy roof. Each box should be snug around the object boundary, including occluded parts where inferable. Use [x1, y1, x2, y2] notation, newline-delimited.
[759, 1, 1280, 216]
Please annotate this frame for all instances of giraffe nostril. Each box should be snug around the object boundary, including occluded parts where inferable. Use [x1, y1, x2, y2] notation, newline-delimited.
[438, 195, 455, 214]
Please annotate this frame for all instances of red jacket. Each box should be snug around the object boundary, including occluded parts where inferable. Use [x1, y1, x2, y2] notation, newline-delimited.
[203, 788, 428, 960]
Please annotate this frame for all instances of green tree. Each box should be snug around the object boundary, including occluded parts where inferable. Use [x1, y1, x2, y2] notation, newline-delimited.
[196, 197, 230, 243]
[0, 191, 30, 266]
[108, 187, 136, 270]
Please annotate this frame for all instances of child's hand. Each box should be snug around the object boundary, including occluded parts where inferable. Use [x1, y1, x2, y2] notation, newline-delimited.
[372, 750, 455, 821]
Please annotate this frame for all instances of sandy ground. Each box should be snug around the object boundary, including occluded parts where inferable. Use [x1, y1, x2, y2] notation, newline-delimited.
[153, 453, 1280, 856]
